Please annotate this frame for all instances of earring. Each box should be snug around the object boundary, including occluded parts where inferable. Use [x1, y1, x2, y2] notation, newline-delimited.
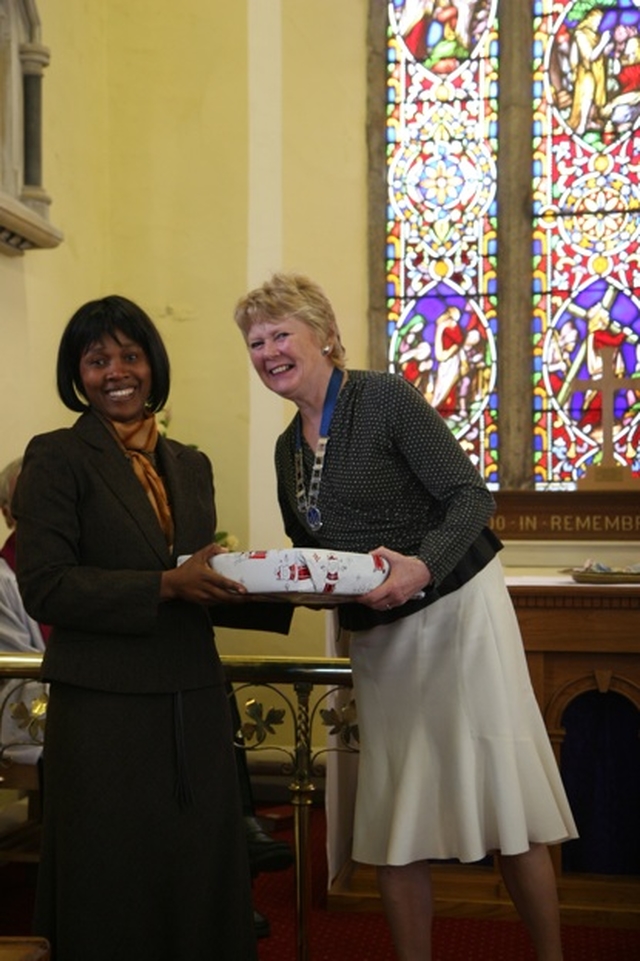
[321, 345, 331, 356]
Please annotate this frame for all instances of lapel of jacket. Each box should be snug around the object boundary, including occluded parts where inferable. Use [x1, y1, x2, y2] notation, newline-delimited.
[157, 436, 214, 559]
[158, 435, 190, 557]
[74, 412, 172, 566]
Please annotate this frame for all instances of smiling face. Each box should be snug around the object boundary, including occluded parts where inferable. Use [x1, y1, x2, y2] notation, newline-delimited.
[246, 316, 334, 405]
[79, 330, 153, 424]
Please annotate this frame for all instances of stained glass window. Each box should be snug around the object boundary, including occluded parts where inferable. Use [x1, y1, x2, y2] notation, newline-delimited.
[384, 1, 640, 491]
[532, 0, 640, 490]
[385, 1, 500, 485]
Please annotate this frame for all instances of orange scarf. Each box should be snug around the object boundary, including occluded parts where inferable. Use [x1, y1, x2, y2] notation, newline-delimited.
[109, 414, 175, 550]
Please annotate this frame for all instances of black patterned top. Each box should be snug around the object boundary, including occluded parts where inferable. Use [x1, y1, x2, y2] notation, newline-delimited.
[275, 370, 498, 628]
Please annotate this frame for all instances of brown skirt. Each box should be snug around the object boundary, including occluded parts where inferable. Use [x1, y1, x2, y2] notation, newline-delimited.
[34, 682, 257, 961]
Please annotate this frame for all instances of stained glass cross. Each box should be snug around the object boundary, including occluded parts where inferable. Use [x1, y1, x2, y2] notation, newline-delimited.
[570, 346, 640, 470]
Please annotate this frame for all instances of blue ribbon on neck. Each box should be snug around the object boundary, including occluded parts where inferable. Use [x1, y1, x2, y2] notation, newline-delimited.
[295, 365, 344, 449]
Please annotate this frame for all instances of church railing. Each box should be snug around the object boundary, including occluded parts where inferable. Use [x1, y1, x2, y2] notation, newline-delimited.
[0, 652, 356, 961]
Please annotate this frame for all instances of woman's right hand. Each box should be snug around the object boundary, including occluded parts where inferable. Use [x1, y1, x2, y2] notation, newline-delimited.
[160, 544, 247, 605]
[359, 546, 431, 611]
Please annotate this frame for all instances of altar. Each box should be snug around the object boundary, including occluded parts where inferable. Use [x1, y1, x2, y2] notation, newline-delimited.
[326, 567, 640, 928]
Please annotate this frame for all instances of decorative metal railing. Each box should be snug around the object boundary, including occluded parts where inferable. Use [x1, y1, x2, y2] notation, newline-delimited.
[0, 652, 357, 961]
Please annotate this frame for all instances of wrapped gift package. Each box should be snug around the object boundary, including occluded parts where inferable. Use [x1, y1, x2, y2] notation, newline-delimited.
[179, 548, 389, 600]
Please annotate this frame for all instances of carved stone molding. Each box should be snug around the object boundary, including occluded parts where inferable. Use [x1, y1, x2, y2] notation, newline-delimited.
[0, 0, 62, 255]
[0, 187, 62, 254]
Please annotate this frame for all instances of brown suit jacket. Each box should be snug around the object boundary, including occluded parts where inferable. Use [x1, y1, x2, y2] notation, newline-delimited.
[13, 411, 291, 693]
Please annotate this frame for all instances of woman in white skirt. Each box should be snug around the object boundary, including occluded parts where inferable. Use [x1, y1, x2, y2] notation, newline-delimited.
[234, 272, 578, 961]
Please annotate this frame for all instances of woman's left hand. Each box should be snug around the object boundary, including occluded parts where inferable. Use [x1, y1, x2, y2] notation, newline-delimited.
[359, 546, 431, 612]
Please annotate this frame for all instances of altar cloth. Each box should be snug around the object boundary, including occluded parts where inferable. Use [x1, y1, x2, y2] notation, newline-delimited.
[505, 574, 640, 588]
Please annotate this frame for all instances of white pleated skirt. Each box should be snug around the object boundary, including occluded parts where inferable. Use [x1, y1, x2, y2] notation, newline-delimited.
[349, 557, 578, 866]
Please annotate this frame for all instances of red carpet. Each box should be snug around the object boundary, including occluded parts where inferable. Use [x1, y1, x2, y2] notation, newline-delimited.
[2, 809, 640, 959]
[253, 807, 640, 961]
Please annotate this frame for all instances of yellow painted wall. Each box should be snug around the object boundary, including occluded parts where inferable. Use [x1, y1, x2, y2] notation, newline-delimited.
[0, 0, 369, 659]
[1, 2, 110, 464]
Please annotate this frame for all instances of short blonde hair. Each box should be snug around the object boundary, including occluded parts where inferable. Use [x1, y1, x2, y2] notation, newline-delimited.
[234, 272, 347, 369]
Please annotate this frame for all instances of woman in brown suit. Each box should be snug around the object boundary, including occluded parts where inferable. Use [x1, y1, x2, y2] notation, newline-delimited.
[13, 295, 280, 961]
